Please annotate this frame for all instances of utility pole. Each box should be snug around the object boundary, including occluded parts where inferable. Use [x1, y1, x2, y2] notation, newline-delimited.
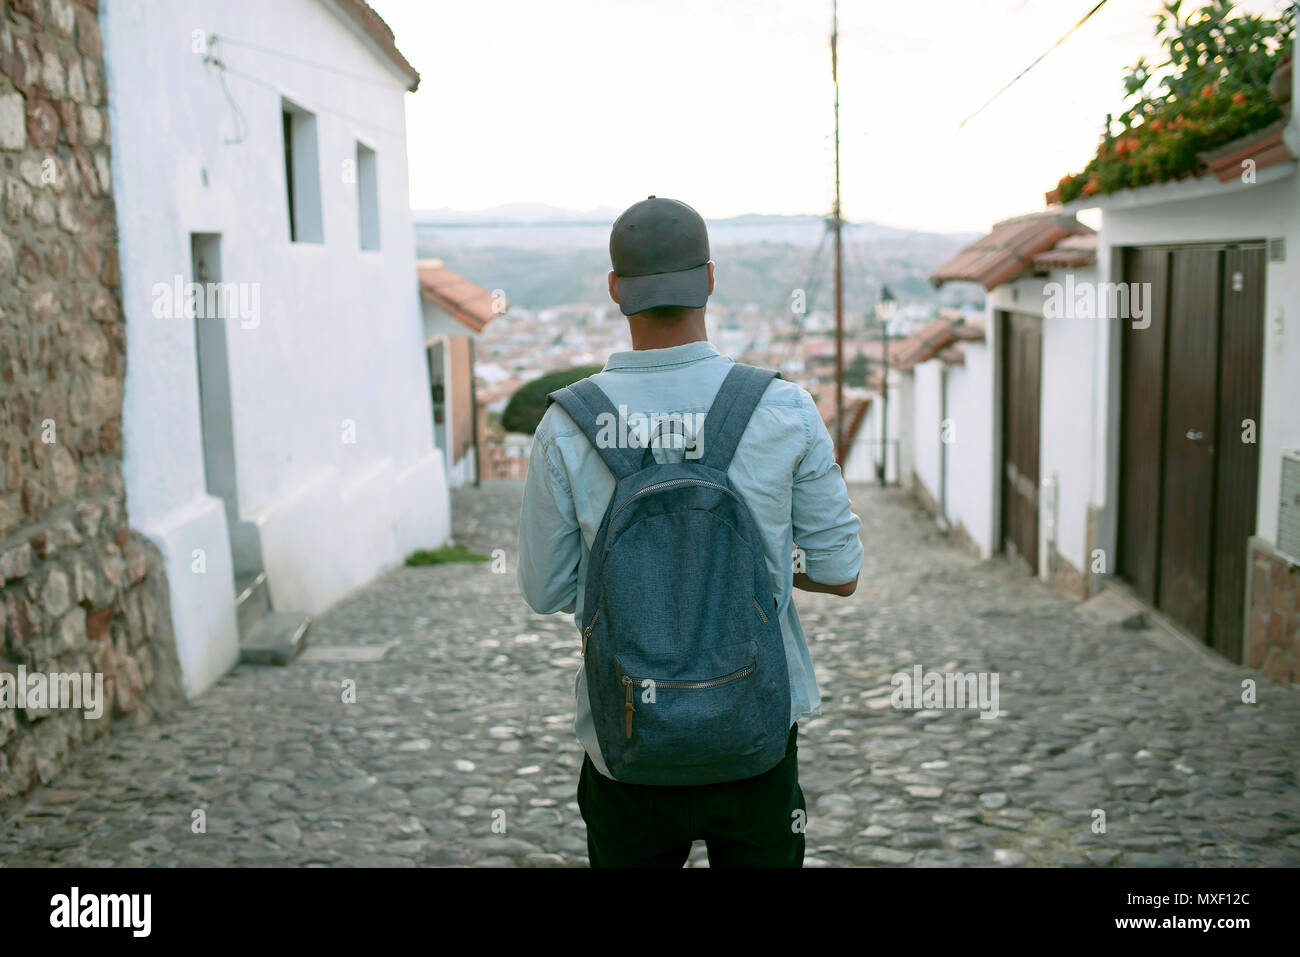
[876, 285, 896, 487]
[831, 0, 844, 466]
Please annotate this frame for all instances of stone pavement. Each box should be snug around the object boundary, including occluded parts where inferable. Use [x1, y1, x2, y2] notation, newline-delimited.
[2, 482, 1298, 867]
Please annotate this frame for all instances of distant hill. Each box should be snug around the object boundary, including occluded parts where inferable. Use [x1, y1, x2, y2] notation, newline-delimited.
[415, 202, 624, 225]
[413, 206, 980, 314]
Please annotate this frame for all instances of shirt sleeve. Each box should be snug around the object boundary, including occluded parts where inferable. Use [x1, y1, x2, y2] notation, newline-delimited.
[791, 389, 864, 586]
[517, 410, 582, 615]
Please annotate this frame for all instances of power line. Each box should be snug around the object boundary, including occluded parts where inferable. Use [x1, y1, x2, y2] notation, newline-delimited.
[209, 58, 409, 141]
[210, 34, 406, 91]
[959, 0, 1110, 128]
[764, 219, 831, 375]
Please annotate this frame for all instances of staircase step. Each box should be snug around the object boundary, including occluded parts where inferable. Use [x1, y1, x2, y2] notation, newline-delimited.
[1078, 588, 1148, 630]
[235, 571, 270, 640]
[241, 611, 312, 666]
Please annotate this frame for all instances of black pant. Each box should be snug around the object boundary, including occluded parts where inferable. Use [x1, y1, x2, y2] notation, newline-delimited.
[576, 723, 805, 868]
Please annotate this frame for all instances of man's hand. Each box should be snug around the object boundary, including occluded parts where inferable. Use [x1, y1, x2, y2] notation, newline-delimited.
[793, 572, 858, 597]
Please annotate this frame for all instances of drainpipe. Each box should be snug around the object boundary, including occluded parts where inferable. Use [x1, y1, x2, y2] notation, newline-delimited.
[1044, 471, 1059, 582]
[939, 363, 948, 527]
[469, 337, 481, 488]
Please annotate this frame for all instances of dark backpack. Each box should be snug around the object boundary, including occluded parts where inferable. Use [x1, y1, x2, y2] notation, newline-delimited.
[547, 363, 791, 785]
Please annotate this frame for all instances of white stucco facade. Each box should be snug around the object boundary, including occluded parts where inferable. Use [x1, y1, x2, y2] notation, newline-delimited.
[912, 360, 944, 513]
[421, 305, 481, 490]
[103, 0, 449, 697]
[844, 375, 904, 487]
[903, 341, 996, 558]
[986, 270, 1106, 582]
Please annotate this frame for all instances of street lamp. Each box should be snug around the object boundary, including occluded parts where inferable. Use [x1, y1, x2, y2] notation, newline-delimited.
[875, 285, 897, 488]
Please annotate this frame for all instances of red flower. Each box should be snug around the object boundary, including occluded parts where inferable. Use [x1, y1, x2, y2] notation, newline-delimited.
[1232, 91, 1247, 105]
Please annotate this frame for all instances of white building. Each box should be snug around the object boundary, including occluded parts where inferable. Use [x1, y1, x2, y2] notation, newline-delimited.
[103, 0, 450, 695]
[917, 58, 1299, 677]
[417, 259, 503, 489]
[853, 310, 992, 554]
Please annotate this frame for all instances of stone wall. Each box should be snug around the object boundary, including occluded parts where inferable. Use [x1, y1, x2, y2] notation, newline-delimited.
[1245, 536, 1299, 684]
[0, 0, 181, 801]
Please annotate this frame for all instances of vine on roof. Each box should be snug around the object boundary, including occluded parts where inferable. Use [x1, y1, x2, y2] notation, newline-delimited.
[1049, 0, 1294, 204]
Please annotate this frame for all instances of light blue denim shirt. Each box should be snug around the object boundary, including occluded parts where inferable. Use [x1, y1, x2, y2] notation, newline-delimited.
[517, 340, 864, 778]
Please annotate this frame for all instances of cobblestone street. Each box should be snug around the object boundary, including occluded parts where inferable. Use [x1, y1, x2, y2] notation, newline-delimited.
[2, 482, 1298, 868]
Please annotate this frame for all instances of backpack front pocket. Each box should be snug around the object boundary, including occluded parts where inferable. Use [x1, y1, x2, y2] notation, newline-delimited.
[605, 640, 785, 783]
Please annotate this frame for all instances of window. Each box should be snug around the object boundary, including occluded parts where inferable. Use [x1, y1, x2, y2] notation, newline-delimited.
[356, 142, 380, 250]
[281, 99, 323, 243]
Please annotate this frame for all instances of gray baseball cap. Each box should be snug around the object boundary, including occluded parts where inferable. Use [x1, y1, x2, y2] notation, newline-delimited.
[609, 196, 710, 316]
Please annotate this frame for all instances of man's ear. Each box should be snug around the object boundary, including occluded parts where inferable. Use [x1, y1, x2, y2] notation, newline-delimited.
[706, 261, 715, 296]
[608, 270, 620, 305]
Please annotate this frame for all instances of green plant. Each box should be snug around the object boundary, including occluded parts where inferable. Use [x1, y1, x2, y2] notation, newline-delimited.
[500, 364, 604, 435]
[1053, 0, 1294, 203]
[405, 544, 489, 566]
[843, 351, 873, 388]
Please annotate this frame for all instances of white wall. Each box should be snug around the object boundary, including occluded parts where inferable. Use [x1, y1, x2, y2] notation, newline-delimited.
[987, 268, 1104, 580]
[942, 341, 996, 556]
[420, 303, 483, 490]
[843, 400, 875, 483]
[912, 360, 943, 510]
[105, 0, 449, 695]
[896, 374, 915, 490]
[1038, 265, 1101, 580]
[843, 378, 902, 485]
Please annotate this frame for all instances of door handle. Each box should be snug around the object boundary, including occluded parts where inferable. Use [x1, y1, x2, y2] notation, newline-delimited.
[1186, 430, 1204, 441]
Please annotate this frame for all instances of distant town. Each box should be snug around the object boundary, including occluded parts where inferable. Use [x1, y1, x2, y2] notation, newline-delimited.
[414, 207, 986, 480]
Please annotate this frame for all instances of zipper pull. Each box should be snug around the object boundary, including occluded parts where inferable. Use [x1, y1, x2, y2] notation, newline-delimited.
[623, 676, 635, 739]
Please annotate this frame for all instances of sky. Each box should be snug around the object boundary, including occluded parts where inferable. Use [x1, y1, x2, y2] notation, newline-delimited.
[369, 0, 1292, 234]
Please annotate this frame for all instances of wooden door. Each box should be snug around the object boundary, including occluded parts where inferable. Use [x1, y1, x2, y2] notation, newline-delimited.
[1001, 311, 1041, 573]
[1117, 248, 1171, 605]
[1156, 247, 1221, 640]
[1119, 242, 1265, 658]
[1210, 245, 1266, 660]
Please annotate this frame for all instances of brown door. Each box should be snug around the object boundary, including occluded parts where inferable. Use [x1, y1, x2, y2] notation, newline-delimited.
[1118, 242, 1265, 657]
[1210, 245, 1266, 660]
[1001, 311, 1041, 573]
[1117, 248, 1171, 605]
[1157, 247, 1221, 640]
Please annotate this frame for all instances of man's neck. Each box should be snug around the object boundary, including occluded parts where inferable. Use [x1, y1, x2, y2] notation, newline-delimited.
[627, 313, 709, 351]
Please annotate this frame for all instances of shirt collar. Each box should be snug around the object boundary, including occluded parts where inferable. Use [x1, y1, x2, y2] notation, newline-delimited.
[603, 340, 720, 371]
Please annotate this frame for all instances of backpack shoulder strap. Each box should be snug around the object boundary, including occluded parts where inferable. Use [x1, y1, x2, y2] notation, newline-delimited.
[698, 363, 780, 472]
[546, 378, 642, 480]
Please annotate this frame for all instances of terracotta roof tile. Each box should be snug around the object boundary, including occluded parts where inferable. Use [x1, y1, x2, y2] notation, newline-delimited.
[930, 212, 1094, 290]
[1201, 119, 1295, 182]
[418, 259, 502, 333]
[1032, 232, 1098, 270]
[888, 313, 985, 372]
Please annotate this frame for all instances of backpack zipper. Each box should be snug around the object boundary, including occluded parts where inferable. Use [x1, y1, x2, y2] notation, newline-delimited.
[753, 599, 768, 624]
[619, 662, 758, 739]
[608, 478, 734, 526]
